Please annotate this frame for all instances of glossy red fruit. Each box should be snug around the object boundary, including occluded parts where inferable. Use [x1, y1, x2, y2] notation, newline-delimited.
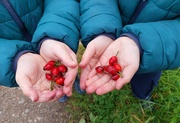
[109, 56, 117, 65]
[104, 65, 117, 75]
[43, 63, 54, 70]
[95, 66, 104, 73]
[55, 77, 65, 86]
[111, 74, 120, 80]
[45, 73, 53, 81]
[113, 63, 122, 72]
[58, 64, 68, 73]
[50, 67, 59, 76]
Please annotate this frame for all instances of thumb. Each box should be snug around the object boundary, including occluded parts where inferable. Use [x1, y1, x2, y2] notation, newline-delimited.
[17, 77, 39, 102]
[115, 67, 135, 90]
[79, 46, 96, 68]
[56, 46, 78, 68]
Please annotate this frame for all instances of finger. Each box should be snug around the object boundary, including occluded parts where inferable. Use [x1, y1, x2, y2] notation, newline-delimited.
[17, 77, 39, 102]
[86, 74, 111, 94]
[96, 80, 116, 95]
[35, 90, 57, 102]
[65, 91, 72, 97]
[79, 45, 96, 68]
[87, 55, 109, 79]
[55, 46, 78, 68]
[63, 67, 78, 86]
[80, 65, 91, 90]
[63, 83, 73, 96]
[47, 86, 64, 102]
[87, 63, 100, 79]
[85, 74, 100, 87]
[115, 66, 136, 90]
[47, 90, 64, 102]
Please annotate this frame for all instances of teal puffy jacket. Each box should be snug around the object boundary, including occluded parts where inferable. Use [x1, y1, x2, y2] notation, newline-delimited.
[0, 0, 79, 87]
[80, 0, 180, 74]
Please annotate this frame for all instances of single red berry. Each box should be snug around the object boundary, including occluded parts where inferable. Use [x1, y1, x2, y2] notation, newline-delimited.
[45, 73, 53, 81]
[104, 65, 117, 75]
[43, 60, 56, 70]
[95, 66, 104, 73]
[55, 76, 65, 86]
[111, 74, 120, 80]
[113, 63, 122, 72]
[109, 56, 118, 65]
[50, 67, 60, 76]
[58, 64, 68, 73]
[48, 60, 56, 65]
[43, 63, 54, 71]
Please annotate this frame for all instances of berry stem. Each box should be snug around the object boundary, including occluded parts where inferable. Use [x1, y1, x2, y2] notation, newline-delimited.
[115, 51, 119, 56]
[118, 71, 124, 78]
[50, 81, 55, 91]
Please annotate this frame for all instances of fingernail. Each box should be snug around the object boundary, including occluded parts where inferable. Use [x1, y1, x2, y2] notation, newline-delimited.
[30, 96, 35, 102]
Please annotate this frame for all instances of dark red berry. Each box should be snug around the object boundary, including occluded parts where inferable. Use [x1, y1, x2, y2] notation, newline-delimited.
[111, 74, 120, 80]
[95, 66, 104, 73]
[50, 67, 60, 76]
[58, 64, 68, 73]
[45, 73, 53, 81]
[104, 65, 117, 75]
[109, 56, 117, 65]
[113, 63, 122, 72]
[55, 77, 65, 86]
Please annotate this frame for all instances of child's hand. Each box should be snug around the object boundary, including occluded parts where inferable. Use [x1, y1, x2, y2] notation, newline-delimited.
[16, 53, 64, 102]
[40, 39, 78, 96]
[79, 35, 113, 90]
[83, 37, 140, 95]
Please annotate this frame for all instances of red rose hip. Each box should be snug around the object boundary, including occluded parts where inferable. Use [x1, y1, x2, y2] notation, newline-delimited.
[45, 73, 53, 81]
[95, 66, 104, 73]
[50, 67, 60, 76]
[113, 63, 122, 72]
[55, 76, 65, 86]
[111, 74, 120, 80]
[104, 65, 117, 75]
[109, 56, 117, 65]
[58, 64, 68, 73]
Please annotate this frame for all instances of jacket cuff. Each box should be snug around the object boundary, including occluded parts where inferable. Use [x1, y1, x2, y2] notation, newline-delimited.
[38, 37, 51, 54]
[120, 33, 143, 57]
[38, 37, 62, 54]
[93, 33, 116, 40]
[12, 50, 36, 73]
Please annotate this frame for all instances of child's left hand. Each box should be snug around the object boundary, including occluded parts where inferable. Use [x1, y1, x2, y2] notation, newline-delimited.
[16, 53, 64, 102]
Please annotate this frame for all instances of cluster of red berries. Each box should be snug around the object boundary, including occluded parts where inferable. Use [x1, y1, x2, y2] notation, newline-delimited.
[95, 51, 123, 80]
[43, 60, 68, 90]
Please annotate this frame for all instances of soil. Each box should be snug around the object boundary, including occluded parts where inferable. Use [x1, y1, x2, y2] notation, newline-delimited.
[0, 86, 75, 123]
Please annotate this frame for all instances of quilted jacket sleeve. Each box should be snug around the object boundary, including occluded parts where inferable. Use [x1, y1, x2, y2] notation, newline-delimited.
[0, 38, 35, 87]
[32, 0, 80, 53]
[122, 17, 180, 73]
[80, 0, 122, 47]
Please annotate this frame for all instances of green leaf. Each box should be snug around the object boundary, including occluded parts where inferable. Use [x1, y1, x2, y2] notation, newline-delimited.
[79, 117, 86, 123]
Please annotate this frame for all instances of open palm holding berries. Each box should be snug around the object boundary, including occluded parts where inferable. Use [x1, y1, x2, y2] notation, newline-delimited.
[95, 51, 123, 80]
[43, 60, 68, 91]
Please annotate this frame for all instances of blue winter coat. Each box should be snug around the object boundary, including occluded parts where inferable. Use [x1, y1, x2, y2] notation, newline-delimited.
[80, 0, 180, 74]
[0, 0, 80, 87]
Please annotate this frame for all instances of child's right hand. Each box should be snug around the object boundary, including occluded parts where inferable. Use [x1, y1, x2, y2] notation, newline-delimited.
[82, 36, 140, 95]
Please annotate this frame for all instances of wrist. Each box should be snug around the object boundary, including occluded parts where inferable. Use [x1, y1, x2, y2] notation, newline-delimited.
[120, 33, 142, 57]
[117, 37, 140, 54]
[13, 51, 35, 73]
